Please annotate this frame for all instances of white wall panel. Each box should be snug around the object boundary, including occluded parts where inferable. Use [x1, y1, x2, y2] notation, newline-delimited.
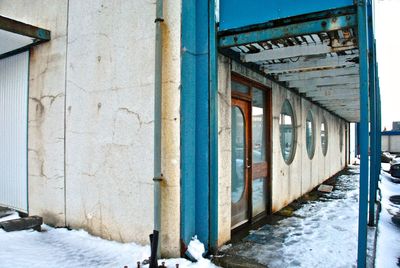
[0, 51, 29, 212]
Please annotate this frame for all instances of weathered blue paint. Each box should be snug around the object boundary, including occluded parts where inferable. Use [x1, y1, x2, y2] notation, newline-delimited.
[357, 0, 370, 265]
[195, 0, 210, 247]
[219, 0, 353, 31]
[209, 0, 219, 251]
[368, 1, 377, 227]
[381, 131, 400, 136]
[181, 0, 197, 248]
[181, 0, 213, 251]
[219, 14, 356, 48]
[37, 28, 51, 40]
[377, 67, 382, 173]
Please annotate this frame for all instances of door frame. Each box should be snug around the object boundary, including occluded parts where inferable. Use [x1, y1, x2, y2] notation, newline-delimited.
[231, 98, 251, 229]
[231, 72, 272, 233]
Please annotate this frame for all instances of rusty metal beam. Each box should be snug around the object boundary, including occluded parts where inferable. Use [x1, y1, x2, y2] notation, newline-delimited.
[0, 15, 50, 41]
[243, 41, 357, 63]
[219, 14, 356, 48]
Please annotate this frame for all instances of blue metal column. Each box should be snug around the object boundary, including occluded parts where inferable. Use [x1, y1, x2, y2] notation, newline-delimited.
[181, 0, 198, 249]
[194, 0, 210, 247]
[357, 0, 370, 266]
[376, 63, 382, 173]
[181, 0, 214, 252]
[209, 0, 219, 251]
[367, 0, 377, 226]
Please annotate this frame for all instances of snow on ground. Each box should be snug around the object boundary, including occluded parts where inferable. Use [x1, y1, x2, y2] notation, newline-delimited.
[0, 220, 218, 268]
[1, 164, 398, 268]
[227, 166, 361, 268]
[0, 211, 19, 222]
[375, 170, 400, 268]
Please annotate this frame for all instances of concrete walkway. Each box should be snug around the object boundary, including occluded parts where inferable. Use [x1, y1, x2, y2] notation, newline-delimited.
[214, 167, 377, 268]
[375, 166, 400, 268]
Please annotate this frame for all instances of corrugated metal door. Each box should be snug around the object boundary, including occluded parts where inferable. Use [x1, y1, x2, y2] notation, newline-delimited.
[0, 52, 29, 212]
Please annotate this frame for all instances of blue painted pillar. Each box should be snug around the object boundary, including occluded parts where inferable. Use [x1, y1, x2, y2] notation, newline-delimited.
[181, 0, 219, 253]
[181, 0, 198, 250]
[376, 63, 382, 173]
[209, 0, 219, 251]
[194, 0, 210, 247]
[368, 1, 377, 226]
[357, 0, 370, 266]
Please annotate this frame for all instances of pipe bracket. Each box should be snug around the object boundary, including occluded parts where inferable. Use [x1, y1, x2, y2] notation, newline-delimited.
[153, 175, 164, 182]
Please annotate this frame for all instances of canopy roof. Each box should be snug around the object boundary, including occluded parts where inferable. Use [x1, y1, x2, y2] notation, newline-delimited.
[218, 7, 361, 122]
[0, 15, 50, 59]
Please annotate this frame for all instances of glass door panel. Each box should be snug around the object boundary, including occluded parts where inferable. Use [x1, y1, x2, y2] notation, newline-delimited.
[252, 87, 268, 217]
[231, 106, 246, 203]
[252, 177, 267, 216]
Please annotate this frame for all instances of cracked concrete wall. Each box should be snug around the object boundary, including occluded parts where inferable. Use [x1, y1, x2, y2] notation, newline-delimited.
[271, 84, 346, 212]
[0, 0, 68, 226]
[217, 55, 231, 247]
[1, 0, 181, 255]
[64, 0, 181, 255]
[65, 0, 154, 243]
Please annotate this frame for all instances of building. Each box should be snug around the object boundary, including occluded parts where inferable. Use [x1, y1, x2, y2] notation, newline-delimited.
[382, 130, 400, 153]
[393, 121, 400, 131]
[0, 0, 380, 265]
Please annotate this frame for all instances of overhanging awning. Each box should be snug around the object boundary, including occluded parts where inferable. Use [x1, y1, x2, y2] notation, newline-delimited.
[218, 7, 361, 122]
[0, 15, 50, 59]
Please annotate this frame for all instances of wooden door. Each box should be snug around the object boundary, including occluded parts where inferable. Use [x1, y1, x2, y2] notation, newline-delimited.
[231, 98, 251, 229]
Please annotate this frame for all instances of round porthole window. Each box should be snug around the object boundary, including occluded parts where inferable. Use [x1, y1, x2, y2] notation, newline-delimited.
[321, 116, 328, 156]
[305, 110, 315, 159]
[279, 100, 296, 164]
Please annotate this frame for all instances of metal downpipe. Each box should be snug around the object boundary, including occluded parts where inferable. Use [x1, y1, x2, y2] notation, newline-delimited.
[154, 0, 164, 259]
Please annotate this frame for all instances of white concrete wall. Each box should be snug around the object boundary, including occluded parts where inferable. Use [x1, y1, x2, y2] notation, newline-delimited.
[382, 135, 400, 153]
[64, 0, 181, 255]
[65, 0, 156, 245]
[217, 55, 231, 246]
[272, 84, 346, 211]
[382, 136, 389, 152]
[218, 55, 347, 244]
[0, 0, 68, 226]
[1, 0, 181, 256]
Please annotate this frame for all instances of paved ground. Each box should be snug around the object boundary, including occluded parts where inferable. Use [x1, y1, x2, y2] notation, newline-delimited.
[1, 164, 399, 267]
[375, 165, 400, 268]
[214, 166, 373, 268]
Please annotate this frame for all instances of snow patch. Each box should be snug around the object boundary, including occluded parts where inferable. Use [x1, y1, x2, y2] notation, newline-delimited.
[0, 211, 19, 222]
[227, 167, 361, 267]
[187, 236, 206, 261]
[0, 224, 219, 268]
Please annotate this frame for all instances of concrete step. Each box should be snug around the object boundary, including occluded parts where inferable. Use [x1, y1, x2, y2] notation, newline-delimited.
[0, 216, 43, 232]
[0, 207, 14, 219]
